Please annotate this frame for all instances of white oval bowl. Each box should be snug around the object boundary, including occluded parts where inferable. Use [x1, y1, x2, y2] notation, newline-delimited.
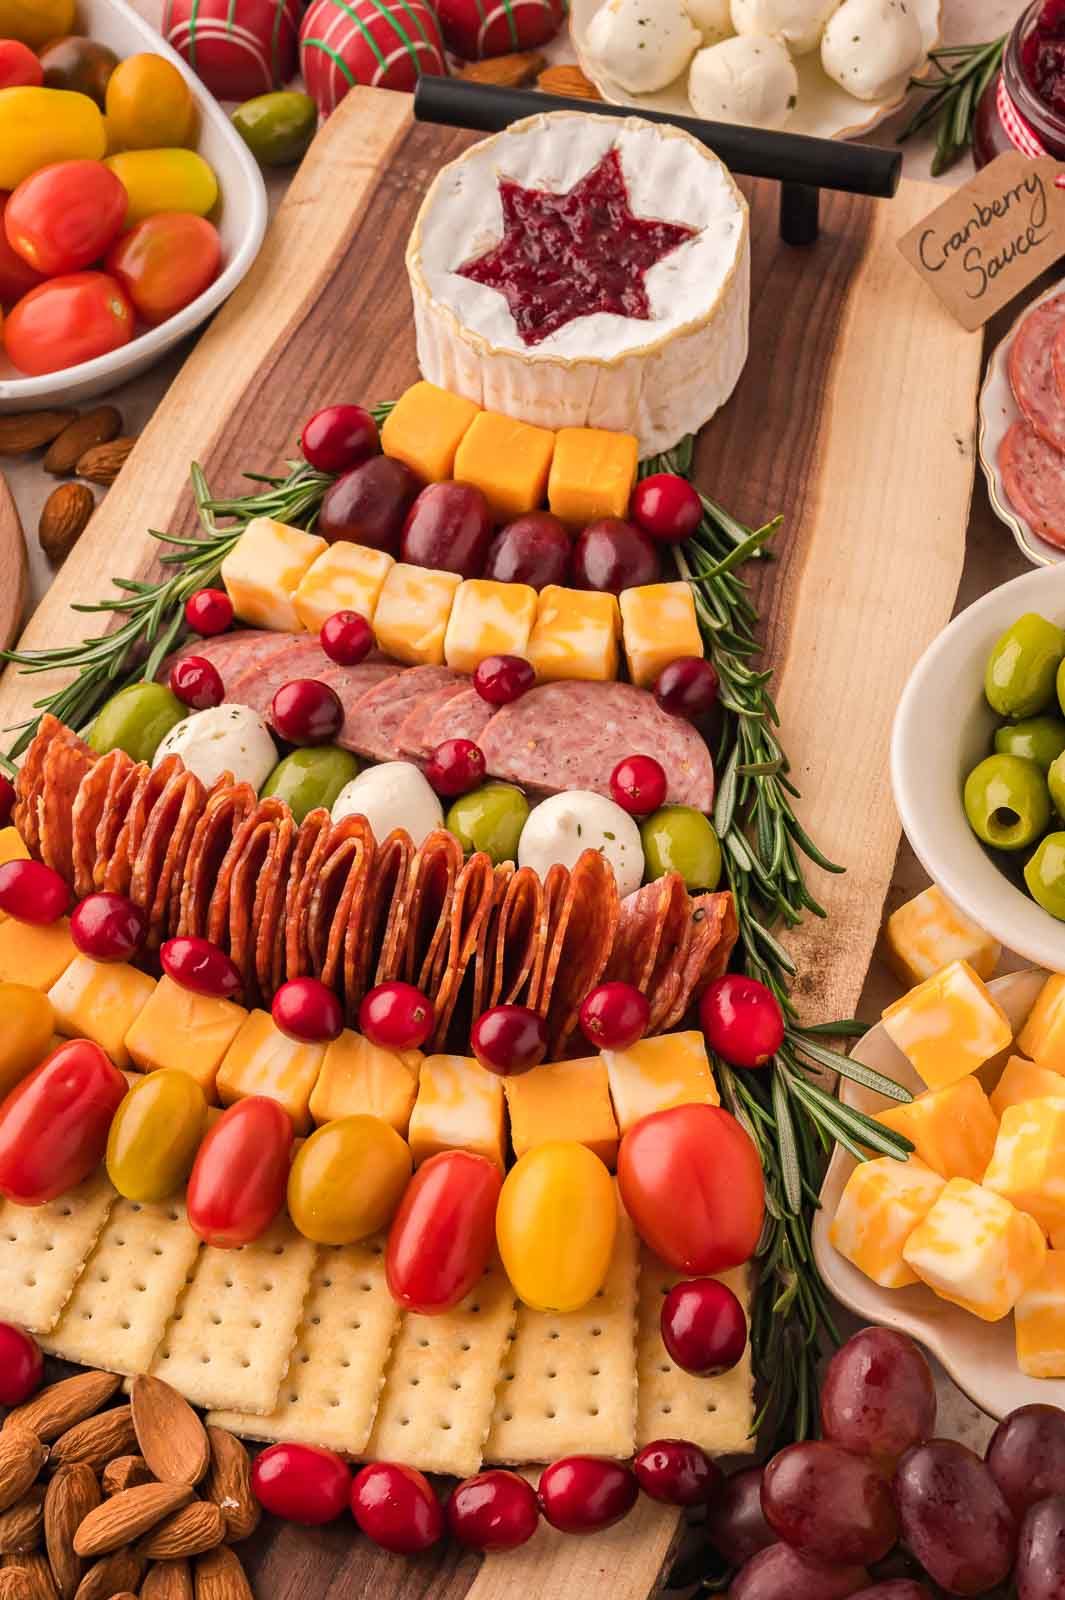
[0, 0, 268, 412]
[892, 561, 1065, 973]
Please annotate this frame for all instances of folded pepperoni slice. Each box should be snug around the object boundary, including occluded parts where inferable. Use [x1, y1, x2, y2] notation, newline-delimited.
[659, 891, 739, 1031]
[178, 781, 257, 940]
[488, 865, 542, 1009]
[402, 829, 465, 994]
[38, 735, 95, 887]
[283, 807, 335, 982]
[365, 829, 415, 990]
[471, 862, 515, 1020]
[429, 851, 497, 1049]
[528, 861, 569, 1011]
[253, 808, 297, 1001]
[70, 748, 130, 901]
[131, 767, 206, 945]
[103, 756, 183, 898]
[306, 814, 375, 1012]
[16, 715, 91, 859]
[538, 849, 620, 1057]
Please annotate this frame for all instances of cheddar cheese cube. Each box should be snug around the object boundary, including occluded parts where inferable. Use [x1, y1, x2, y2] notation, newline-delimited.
[505, 1057, 619, 1169]
[829, 1157, 945, 1288]
[602, 1030, 719, 1136]
[381, 380, 481, 483]
[991, 1055, 1065, 1119]
[618, 583, 704, 691]
[48, 957, 156, 1068]
[293, 542, 394, 634]
[1016, 1250, 1065, 1378]
[220, 517, 328, 633]
[308, 1030, 420, 1134]
[526, 585, 620, 683]
[216, 1009, 326, 1133]
[124, 975, 247, 1098]
[885, 886, 1000, 990]
[453, 411, 556, 521]
[0, 828, 28, 923]
[372, 562, 462, 667]
[1019, 974, 1065, 1072]
[902, 1177, 1046, 1320]
[443, 579, 537, 676]
[877, 1078, 998, 1184]
[407, 1054, 506, 1169]
[984, 1097, 1065, 1235]
[880, 960, 1012, 1090]
[0, 916, 77, 992]
[548, 427, 639, 525]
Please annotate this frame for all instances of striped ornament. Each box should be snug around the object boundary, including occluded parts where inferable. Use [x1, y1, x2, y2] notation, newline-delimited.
[434, 0, 564, 59]
[300, 0, 447, 112]
[164, 0, 301, 100]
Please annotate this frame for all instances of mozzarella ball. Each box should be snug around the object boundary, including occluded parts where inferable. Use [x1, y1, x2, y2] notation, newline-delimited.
[688, 34, 798, 127]
[585, 0, 701, 92]
[153, 704, 277, 792]
[683, 0, 735, 43]
[730, 0, 840, 54]
[331, 761, 443, 847]
[517, 791, 644, 900]
[821, 0, 922, 99]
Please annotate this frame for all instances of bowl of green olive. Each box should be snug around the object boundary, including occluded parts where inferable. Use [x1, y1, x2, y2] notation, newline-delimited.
[892, 563, 1065, 969]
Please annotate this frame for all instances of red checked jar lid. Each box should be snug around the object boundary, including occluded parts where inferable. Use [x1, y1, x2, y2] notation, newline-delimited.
[974, 0, 1065, 167]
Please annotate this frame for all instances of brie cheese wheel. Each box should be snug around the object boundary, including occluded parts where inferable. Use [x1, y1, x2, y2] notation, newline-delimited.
[730, 0, 840, 53]
[689, 34, 798, 127]
[821, 0, 922, 99]
[585, 0, 700, 92]
[406, 111, 750, 458]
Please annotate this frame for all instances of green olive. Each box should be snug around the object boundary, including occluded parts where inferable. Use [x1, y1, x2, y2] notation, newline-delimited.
[1026, 831, 1065, 920]
[963, 753, 1051, 852]
[446, 783, 530, 865]
[640, 805, 722, 891]
[88, 682, 186, 764]
[985, 613, 1065, 719]
[995, 715, 1065, 773]
[261, 747, 360, 823]
[232, 91, 317, 167]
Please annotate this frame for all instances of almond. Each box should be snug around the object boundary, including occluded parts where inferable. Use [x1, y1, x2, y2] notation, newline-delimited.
[140, 1560, 192, 1600]
[0, 1434, 46, 1516]
[71, 1552, 145, 1600]
[457, 50, 544, 86]
[43, 409, 122, 477]
[38, 484, 94, 565]
[4, 1555, 56, 1600]
[99, 1461, 151, 1499]
[537, 63, 602, 100]
[6, 1374, 122, 1444]
[75, 1487, 192, 1560]
[192, 1549, 250, 1600]
[50, 1411, 134, 1478]
[75, 439, 135, 486]
[130, 1380, 208, 1490]
[45, 1466, 99, 1600]
[0, 1568, 33, 1600]
[0, 412, 77, 456]
[0, 1490, 44, 1555]
[137, 1504, 224, 1561]
[199, 1432, 257, 1544]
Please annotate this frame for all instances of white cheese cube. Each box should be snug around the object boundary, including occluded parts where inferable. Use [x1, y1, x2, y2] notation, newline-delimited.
[293, 542, 394, 632]
[619, 583, 703, 689]
[220, 517, 328, 632]
[902, 1177, 1047, 1322]
[407, 1054, 506, 1168]
[526, 585, 620, 683]
[373, 563, 462, 667]
[829, 1156, 945, 1289]
[444, 580, 537, 675]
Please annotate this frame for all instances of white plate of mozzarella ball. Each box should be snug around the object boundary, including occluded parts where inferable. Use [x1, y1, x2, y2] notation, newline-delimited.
[572, 0, 941, 140]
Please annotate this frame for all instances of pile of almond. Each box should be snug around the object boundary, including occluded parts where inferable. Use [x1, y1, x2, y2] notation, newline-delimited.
[0, 1371, 258, 1600]
[0, 407, 137, 564]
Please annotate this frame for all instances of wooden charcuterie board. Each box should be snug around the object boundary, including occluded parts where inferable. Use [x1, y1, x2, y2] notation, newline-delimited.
[0, 86, 983, 1599]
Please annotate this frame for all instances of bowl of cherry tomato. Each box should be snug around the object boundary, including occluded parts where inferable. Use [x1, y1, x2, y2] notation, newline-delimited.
[0, 0, 268, 409]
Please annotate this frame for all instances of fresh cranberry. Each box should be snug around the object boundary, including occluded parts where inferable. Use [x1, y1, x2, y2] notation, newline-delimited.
[0, 1324, 42, 1406]
[71, 893, 146, 963]
[351, 1462, 444, 1554]
[184, 588, 233, 637]
[169, 655, 224, 711]
[610, 754, 667, 815]
[700, 975, 784, 1069]
[0, 860, 70, 925]
[272, 977, 342, 1043]
[359, 982, 435, 1050]
[654, 657, 720, 720]
[473, 654, 535, 706]
[538, 1457, 639, 1535]
[631, 474, 703, 543]
[161, 936, 242, 999]
[425, 739, 486, 798]
[447, 1470, 540, 1551]
[320, 610, 373, 667]
[578, 982, 650, 1050]
[300, 404, 379, 475]
[252, 1442, 352, 1525]
[271, 679, 343, 746]
[0, 775, 14, 827]
[634, 1439, 721, 1507]
[471, 1005, 547, 1076]
[661, 1277, 748, 1376]
[571, 518, 660, 594]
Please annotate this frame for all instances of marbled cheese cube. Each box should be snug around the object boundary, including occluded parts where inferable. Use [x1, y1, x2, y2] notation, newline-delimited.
[381, 380, 481, 483]
[984, 1097, 1065, 1235]
[829, 1157, 945, 1288]
[308, 1030, 420, 1134]
[602, 1030, 719, 1135]
[505, 1057, 619, 1170]
[1016, 1250, 1065, 1378]
[1019, 974, 1065, 1072]
[0, 917, 77, 992]
[453, 411, 556, 521]
[548, 427, 639, 525]
[877, 1078, 998, 1184]
[293, 542, 394, 633]
[885, 885, 1000, 989]
[991, 1055, 1065, 1119]
[124, 975, 247, 1099]
[880, 960, 1012, 1090]
[526, 585, 620, 684]
[372, 562, 462, 667]
[619, 583, 704, 690]
[443, 579, 537, 676]
[407, 1054, 506, 1168]
[48, 957, 156, 1068]
[220, 517, 327, 632]
[216, 1009, 327, 1133]
[902, 1177, 1046, 1321]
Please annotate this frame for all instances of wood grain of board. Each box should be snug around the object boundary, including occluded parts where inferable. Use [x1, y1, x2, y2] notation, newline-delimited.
[0, 471, 27, 652]
[0, 88, 982, 1599]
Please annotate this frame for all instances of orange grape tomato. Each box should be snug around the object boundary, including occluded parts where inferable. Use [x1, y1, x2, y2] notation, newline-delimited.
[105, 212, 221, 326]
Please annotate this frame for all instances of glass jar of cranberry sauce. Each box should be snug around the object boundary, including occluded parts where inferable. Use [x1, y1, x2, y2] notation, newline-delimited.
[974, 0, 1065, 167]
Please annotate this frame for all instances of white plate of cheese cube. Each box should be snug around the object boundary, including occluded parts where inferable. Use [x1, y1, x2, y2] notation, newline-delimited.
[813, 966, 1065, 1420]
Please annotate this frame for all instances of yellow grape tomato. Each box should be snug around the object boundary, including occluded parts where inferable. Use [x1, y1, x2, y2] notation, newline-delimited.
[496, 1141, 617, 1314]
[104, 149, 219, 228]
[106, 1068, 207, 1204]
[287, 1115, 413, 1246]
[0, 0, 74, 48]
[105, 54, 197, 152]
[0, 88, 106, 190]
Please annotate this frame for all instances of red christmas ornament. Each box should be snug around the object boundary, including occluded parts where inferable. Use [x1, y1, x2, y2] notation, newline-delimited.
[164, 0, 301, 101]
[435, 0, 565, 60]
[300, 0, 446, 114]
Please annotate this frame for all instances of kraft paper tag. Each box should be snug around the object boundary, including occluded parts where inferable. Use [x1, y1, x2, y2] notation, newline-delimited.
[898, 151, 1065, 331]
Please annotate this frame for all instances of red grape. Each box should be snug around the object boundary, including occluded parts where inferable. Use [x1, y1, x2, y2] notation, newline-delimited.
[851, 1586, 934, 1599]
[571, 518, 660, 594]
[484, 512, 571, 589]
[318, 457, 420, 552]
[761, 1441, 897, 1566]
[300, 404, 378, 474]
[1016, 1495, 1065, 1600]
[821, 1329, 936, 1466]
[987, 1404, 1065, 1519]
[893, 1441, 1016, 1595]
[401, 482, 494, 578]
[705, 1467, 775, 1568]
[655, 656, 720, 719]
[631, 473, 703, 543]
[730, 1545, 869, 1600]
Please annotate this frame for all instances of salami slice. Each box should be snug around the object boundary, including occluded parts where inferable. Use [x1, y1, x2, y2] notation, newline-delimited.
[395, 682, 472, 759]
[1009, 294, 1065, 452]
[1000, 419, 1065, 549]
[421, 685, 494, 753]
[479, 681, 715, 812]
[158, 630, 289, 697]
[340, 665, 464, 762]
[227, 635, 341, 719]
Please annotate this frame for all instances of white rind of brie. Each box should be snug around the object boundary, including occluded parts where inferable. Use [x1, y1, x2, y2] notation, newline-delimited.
[406, 111, 750, 458]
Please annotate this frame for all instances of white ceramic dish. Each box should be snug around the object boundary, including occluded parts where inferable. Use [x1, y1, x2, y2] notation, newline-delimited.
[813, 967, 1059, 1420]
[569, 0, 942, 141]
[892, 560, 1065, 975]
[0, 0, 268, 412]
[979, 276, 1065, 570]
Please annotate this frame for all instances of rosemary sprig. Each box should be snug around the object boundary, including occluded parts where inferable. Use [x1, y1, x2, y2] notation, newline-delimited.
[898, 36, 1006, 176]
